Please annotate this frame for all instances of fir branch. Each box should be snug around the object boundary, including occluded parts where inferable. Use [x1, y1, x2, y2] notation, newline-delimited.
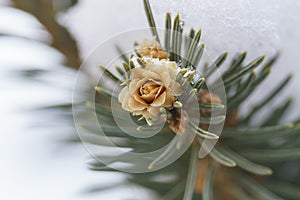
[261, 98, 293, 126]
[165, 13, 172, 52]
[199, 115, 226, 125]
[184, 29, 195, 63]
[98, 65, 122, 83]
[203, 161, 215, 200]
[240, 148, 300, 162]
[209, 147, 237, 167]
[223, 123, 298, 140]
[115, 65, 126, 78]
[205, 52, 228, 77]
[224, 55, 265, 88]
[264, 181, 300, 200]
[190, 122, 219, 139]
[183, 29, 202, 68]
[197, 137, 236, 167]
[183, 145, 200, 200]
[171, 14, 182, 62]
[240, 74, 292, 124]
[193, 43, 205, 68]
[199, 103, 225, 110]
[222, 52, 247, 80]
[238, 175, 284, 200]
[148, 136, 180, 170]
[220, 147, 273, 175]
[227, 72, 256, 112]
[143, 0, 160, 43]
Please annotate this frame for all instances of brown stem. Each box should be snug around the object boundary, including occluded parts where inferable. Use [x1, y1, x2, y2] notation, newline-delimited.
[11, 0, 81, 69]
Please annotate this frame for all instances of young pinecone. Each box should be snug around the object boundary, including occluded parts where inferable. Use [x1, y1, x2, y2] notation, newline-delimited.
[168, 109, 189, 135]
[197, 90, 238, 127]
[198, 90, 222, 130]
[135, 38, 169, 60]
[194, 158, 240, 200]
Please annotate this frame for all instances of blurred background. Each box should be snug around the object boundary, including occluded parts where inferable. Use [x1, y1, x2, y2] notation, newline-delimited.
[0, 0, 299, 199]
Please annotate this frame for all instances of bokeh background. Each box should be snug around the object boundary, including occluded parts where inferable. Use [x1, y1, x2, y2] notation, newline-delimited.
[1, 0, 300, 199]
